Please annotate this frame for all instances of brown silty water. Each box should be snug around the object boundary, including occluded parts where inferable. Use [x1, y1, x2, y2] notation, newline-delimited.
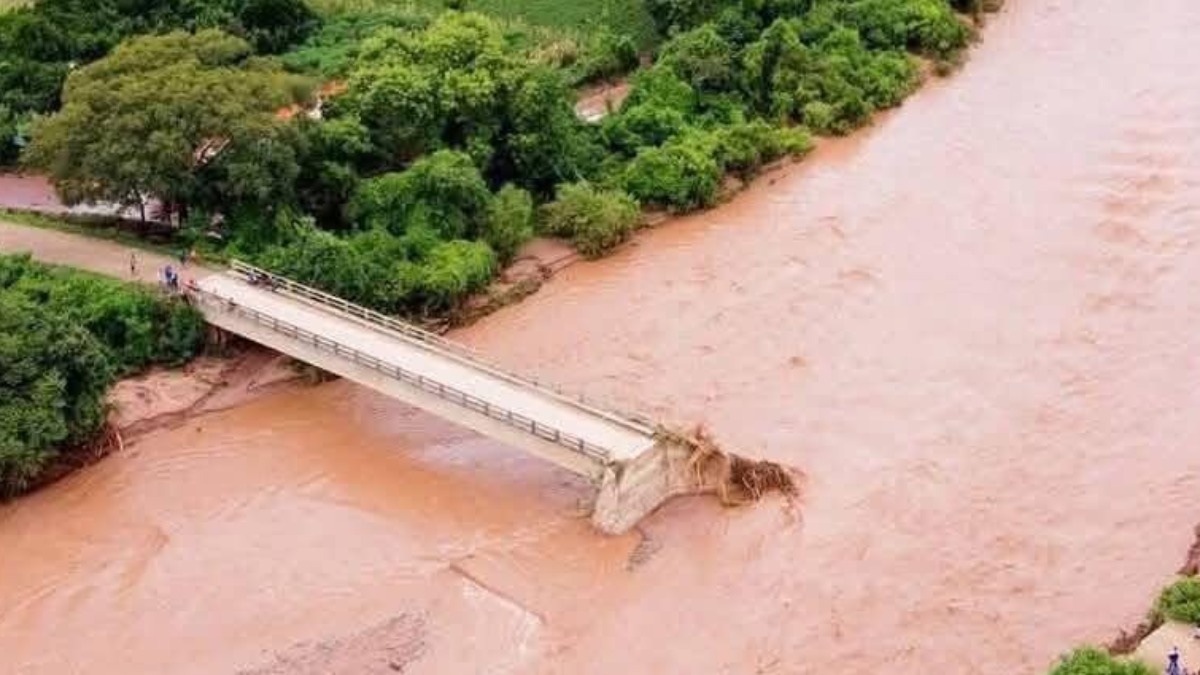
[4, 0, 1200, 672]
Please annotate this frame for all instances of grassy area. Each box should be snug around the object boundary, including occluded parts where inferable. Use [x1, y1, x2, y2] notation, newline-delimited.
[307, 0, 657, 48]
[0, 0, 30, 11]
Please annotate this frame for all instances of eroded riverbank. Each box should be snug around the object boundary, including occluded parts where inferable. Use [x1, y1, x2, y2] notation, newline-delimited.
[3, 0, 1200, 673]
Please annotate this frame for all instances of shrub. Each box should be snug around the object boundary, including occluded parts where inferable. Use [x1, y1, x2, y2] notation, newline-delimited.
[622, 66, 699, 113]
[601, 103, 691, 155]
[578, 27, 639, 82]
[657, 24, 736, 92]
[775, 126, 815, 155]
[257, 221, 499, 314]
[484, 184, 535, 263]
[540, 182, 640, 257]
[409, 239, 497, 310]
[1046, 647, 1153, 675]
[622, 130, 722, 210]
[712, 119, 801, 176]
[1155, 576, 1200, 624]
[258, 226, 405, 312]
[0, 254, 203, 373]
[348, 150, 493, 238]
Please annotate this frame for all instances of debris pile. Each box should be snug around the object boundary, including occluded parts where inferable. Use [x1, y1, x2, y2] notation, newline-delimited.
[656, 424, 801, 506]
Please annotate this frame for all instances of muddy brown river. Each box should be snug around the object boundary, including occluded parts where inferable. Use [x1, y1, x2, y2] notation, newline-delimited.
[4, 1, 1200, 672]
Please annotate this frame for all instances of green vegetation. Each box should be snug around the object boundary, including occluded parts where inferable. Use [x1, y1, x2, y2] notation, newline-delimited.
[0, 0, 318, 164]
[1154, 576, 1200, 624]
[540, 182, 640, 258]
[0, 253, 204, 496]
[1045, 648, 1153, 675]
[25, 30, 313, 218]
[14, 0, 975, 318]
[306, 0, 658, 50]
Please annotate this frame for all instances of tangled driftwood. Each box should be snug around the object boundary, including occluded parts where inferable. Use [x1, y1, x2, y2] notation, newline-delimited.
[655, 424, 801, 507]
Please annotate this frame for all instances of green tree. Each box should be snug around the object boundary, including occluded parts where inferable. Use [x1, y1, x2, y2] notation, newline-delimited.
[23, 30, 310, 218]
[0, 253, 204, 496]
[540, 182, 640, 258]
[0, 293, 114, 495]
[602, 103, 691, 156]
[348, 149, 493, 239]
[657, 24, 736, 92]
[234, 0, 319, 54]
[484, 185, 535, 263]
[344, 12, 595, 192]
[622, 130, 722, 210]
[410, 239, 496, 311]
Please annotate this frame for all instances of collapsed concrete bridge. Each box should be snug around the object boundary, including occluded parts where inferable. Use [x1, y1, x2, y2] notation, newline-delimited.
[189, 261, 697, 533]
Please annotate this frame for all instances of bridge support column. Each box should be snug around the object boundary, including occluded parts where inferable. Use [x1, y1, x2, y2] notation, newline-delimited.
[591, 441, 696, 534]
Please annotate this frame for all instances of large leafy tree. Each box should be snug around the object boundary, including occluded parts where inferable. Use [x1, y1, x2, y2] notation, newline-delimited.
[344, 12, 596, 194]
[348, 149, 493, 239]
[24, 30, 310, 218]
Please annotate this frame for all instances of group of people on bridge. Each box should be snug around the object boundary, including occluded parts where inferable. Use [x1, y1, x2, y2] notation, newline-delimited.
[127, 249, 200, 295]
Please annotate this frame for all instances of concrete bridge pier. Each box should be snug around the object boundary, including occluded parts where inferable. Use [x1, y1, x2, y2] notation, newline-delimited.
[592, 440, 697, 534]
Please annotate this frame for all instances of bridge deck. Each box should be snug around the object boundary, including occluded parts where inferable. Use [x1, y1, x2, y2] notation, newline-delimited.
[197, 274, 657, 462]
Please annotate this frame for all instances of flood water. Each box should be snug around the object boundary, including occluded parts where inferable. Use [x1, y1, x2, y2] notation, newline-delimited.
[4, 0, 1200, 672]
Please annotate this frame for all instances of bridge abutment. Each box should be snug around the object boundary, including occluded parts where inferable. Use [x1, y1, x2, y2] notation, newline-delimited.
[591, 441, 697, 534]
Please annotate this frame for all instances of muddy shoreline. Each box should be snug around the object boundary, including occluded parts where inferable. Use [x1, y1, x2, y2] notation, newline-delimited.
[4, 1, 1200, 673]
[10, 345, 312, 498]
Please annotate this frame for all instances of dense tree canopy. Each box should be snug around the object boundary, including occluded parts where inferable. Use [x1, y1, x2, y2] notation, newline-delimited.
[0, 0, 317, 166]
[0, 253, 203, 496]
[13, 0, 975, 322]
[24, 30, 311, 216]
[0, 293, 113, 495]
[341, 12, 597, 195]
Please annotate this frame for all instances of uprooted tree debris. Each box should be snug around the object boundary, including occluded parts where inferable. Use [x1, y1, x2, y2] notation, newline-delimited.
[655, 424, 801, 507]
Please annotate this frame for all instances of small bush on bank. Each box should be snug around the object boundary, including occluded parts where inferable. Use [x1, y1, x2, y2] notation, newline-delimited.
[1155, 576, 1200, 624]
[1046, 647, 1153, 675]
[540, 182, 640, 257]
[622, 129, 722, 210]
[713, 120, 812, 176]
[484, 185, 536, 263]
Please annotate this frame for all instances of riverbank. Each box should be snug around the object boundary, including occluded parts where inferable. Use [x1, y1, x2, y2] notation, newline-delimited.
[0, 241, 305, 499]
[4, 0, 1200, 672]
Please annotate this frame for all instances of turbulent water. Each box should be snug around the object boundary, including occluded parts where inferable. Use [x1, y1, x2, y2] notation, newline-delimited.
[4, 1, 1200, 672]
